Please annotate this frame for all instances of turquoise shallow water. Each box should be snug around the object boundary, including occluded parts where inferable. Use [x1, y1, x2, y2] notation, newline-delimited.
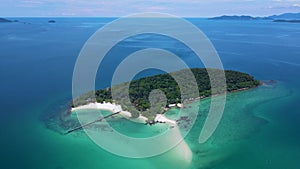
[1, 18, 300, 169]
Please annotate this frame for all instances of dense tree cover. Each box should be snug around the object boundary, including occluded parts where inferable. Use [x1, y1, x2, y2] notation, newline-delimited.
[72, 68, 259, 118]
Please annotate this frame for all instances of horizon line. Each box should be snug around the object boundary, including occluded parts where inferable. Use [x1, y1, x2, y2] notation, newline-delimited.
[2, 12, 299, 18]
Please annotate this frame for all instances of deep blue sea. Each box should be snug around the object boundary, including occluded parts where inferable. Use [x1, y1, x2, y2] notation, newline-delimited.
[1, 17, 300, 169]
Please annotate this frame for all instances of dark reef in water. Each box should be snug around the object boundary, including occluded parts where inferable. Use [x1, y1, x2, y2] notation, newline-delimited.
[39, 96, 81, 135]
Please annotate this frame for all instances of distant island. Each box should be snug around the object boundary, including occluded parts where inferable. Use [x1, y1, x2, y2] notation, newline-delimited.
[0, 18, 12, 23]
[48, 20, 56, 23]
[209, 15, 269, 20]
[71, 68, 259, 124]
[209, 12, 300, 22]
[273, 19, 300, 23]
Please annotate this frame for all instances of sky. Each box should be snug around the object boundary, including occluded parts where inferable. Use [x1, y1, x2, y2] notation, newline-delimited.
[1, 0, 300, 17]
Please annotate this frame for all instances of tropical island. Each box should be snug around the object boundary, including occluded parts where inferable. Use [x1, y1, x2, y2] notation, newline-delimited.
[70, 68, 259, 126]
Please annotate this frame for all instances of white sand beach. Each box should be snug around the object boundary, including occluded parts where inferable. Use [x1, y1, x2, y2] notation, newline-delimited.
[155, 114, 177, 125]
[71, 102, 177, 125]
[71, 102, 135, 119]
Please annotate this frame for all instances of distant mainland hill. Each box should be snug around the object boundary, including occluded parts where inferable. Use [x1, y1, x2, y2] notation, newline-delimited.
[209, 12, 300, 23]
[269, 12, 300, 20]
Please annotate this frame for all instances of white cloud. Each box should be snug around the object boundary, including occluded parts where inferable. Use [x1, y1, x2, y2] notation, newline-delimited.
[292, 3, 300, 6]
